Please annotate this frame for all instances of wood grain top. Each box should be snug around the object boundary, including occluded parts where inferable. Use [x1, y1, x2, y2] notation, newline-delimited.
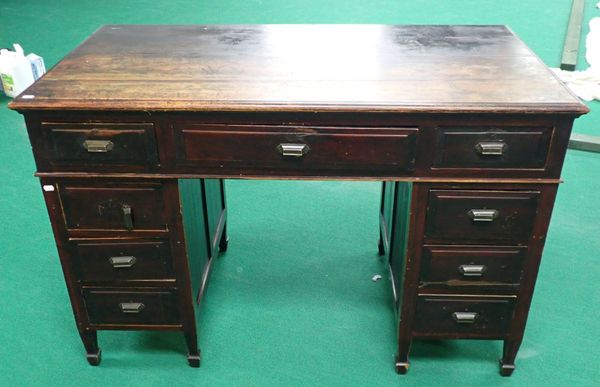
[9, 25, 588, 114]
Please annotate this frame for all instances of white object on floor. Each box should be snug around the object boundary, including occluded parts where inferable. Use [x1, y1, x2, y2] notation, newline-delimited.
[552, 17, 600, 101]
[551, 67, 600, 101]
[0, 44, 34, 97]
[586, 18, 600, 68]
[372, 274, 382, 282]
[0, 44, 45, 98]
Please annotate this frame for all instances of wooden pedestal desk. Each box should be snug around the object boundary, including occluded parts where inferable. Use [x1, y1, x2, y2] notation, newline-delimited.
[9, 25, 588, 376]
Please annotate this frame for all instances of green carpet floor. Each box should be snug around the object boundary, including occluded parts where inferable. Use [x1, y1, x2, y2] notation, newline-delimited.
[1, 1, 599, 386]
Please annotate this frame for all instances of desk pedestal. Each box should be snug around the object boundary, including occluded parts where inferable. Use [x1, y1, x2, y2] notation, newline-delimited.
[381, 181, 558, 375]
[39, 177, 227, 367]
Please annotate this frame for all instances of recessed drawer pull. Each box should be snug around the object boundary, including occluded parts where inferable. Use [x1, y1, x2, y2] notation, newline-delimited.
[276, 143, 310, 157]
[452, 311, 478, 324]
[475, 141, 505, 156]
[119, 302, 145, 314]
[83, 139, 114, 153]
[122, 204, 133, 230]
[467, 209, 498, 222]
[458, 264, 487, 277]
[108, 256, 137, 268]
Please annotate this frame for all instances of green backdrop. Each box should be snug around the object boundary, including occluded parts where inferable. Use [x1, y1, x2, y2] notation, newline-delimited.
[1, 1, 599, 386]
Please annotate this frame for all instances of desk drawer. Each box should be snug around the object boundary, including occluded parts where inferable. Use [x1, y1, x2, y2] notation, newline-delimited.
[433, 126, 552, 169]
[72, 239, 173, 282]
[425, 189, 539, 243]
[175, 124, 418, 173]
[413, 295, 515, 337]
[41, 122, 158, 165]
[420, 245, 527, 286]
[60, 182, 167, 231]
[83, 288, 180, 326]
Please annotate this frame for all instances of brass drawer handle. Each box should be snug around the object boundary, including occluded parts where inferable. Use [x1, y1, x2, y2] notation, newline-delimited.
[83, 139, 114, 153]
[452, 311, 478, 324]
[119, 302, 145, 314]
[475, 141, 505, 156]
[108, 256, 137, 268]
[277, 143, 309, 157]
[458, 264, 487, 277]
[467, 209, 498, 222]
[122, 204, 133, 230]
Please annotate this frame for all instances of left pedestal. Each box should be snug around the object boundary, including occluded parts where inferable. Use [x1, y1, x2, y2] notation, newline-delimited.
[39, 177, 227, 366]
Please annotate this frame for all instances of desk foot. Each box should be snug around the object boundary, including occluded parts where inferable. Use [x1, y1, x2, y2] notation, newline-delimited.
[219, 225, 229, 253]
[187, 353, 201, 367]
[395, 359, 410, 374]
[86, 349, 102, 366]
[80, 330, 101, 366]
[499, 361, 515, 377]
[378, 229, 385, 256]
[184, 330, 200, 367]
[499, 338, 520, 376]
[378, 238, 385, 256]
[219, 237, 229, 253]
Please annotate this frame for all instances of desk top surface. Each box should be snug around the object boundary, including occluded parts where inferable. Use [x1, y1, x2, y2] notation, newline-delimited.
[9, 24, 587, 114]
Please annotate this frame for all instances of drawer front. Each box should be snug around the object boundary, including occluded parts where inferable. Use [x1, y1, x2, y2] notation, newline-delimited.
[83, 289, 180, 326]
[42, 122, 158, 165]
[420, 245, 527, 286]
[425, 189, 539, 243]
[413, 296, 515, 337]
[72, 240, 173, 281]
[175, 124, 418, 173]
[433, 126, 552, 169]
[60, 183, 167, 231]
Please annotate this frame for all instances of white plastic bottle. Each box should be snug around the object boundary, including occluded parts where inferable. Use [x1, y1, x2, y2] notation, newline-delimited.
[0, 44, 35, 97]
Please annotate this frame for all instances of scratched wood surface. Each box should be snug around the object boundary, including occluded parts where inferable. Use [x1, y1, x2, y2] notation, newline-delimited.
[9, 25, 587, 114]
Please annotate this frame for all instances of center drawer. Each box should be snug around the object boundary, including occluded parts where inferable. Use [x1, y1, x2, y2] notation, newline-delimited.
[71, 239, 173, 282]
[59, 182, 167, 231]
[83, 288, 180, 326]
[174, 124, 418, 174]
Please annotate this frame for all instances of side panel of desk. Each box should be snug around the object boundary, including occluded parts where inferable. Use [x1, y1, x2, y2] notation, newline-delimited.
[380, 181, 412, 310]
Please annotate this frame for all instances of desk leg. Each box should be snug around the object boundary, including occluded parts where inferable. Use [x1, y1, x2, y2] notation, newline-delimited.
[378, 182, 387, 256]
[218, 179, 229, 253]
[379, 181, 398, 257]
[498, 184, 559, 376]
[199, 179, 228, 258]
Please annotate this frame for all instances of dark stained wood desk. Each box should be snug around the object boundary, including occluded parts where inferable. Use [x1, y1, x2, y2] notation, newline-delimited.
[9, 25, 588, 376]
